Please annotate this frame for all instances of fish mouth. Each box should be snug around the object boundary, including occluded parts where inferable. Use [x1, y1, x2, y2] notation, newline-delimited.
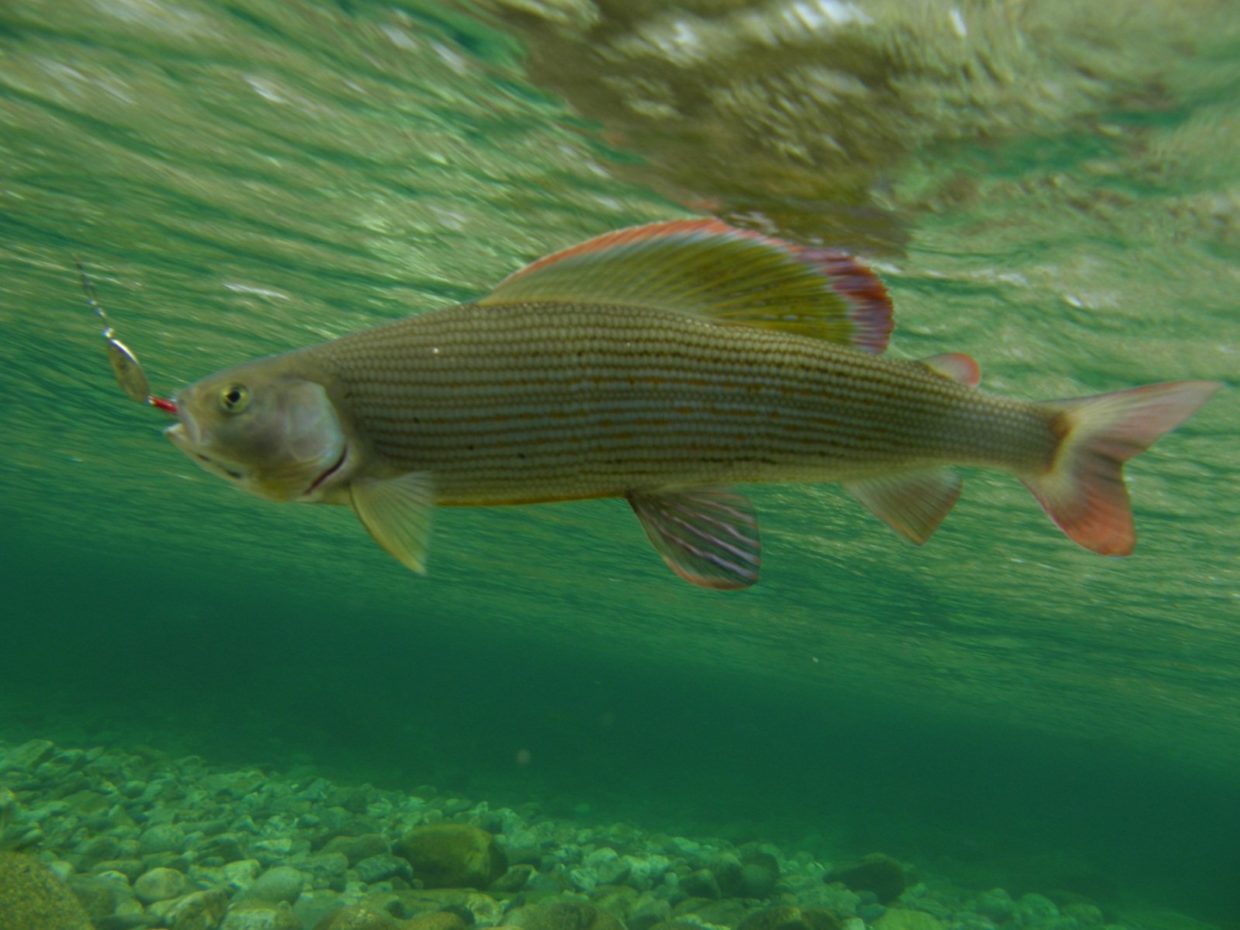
[305, 444, 348, 497]
[164, 419, 244, 481]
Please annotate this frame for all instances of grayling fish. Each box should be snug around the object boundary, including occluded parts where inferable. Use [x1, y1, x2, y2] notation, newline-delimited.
[159, 220, 1219, 588]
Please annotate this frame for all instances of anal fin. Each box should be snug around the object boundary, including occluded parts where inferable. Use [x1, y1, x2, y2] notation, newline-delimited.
[628, 487, 760, 589]
[845, 470, 962, 544]
[351, 472, 436, 574]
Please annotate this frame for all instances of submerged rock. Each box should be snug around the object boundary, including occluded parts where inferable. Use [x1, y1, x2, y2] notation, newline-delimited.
[508, 898, 626, 930]
[153, 888, 228, 930]
[0, 851, 94, 930]
[134, 865, 189, 904]
[738, 905, 844, 930]
[356, 853, 414, 885]
[221, 899, 301, 930]
[824, 854, 907, 904]
[738, 851, 780, 898]
[395, 825, 506, 889]
[404, 911, 472, 930]
[313, 905, 402, 930]
[873, 909, 944, 930]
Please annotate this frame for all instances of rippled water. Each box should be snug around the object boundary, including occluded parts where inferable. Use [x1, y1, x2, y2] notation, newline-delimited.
[1, 0, 1237, 924]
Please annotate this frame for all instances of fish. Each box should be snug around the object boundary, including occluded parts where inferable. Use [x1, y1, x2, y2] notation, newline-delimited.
[161, 219, 1221, 588]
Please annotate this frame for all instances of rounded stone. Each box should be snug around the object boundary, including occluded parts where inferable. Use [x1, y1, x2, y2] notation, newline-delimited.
[355, 853, 413, 885]
[739, 852, 780, 898]
[222, 899, 302, 930]
[508, 899, 625, 930]
[394, 824, 506, 889]
[158, 888, 229, 930]
[405, 912, 471, 930]
[824, 854, 906, 904]
[0, 851, 93, 930]
[140, 823, 185, 855]
[312, 904, 402, 929]
[238, 865, 305, 904]
[134, 866, 189, 904]
[873, 909, 944, 930]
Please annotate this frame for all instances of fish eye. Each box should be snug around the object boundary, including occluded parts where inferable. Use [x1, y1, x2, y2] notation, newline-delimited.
[218, 384, 251, 414]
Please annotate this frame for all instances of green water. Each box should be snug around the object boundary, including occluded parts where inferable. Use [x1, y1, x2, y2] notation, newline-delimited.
[1, 0, 1237, 924]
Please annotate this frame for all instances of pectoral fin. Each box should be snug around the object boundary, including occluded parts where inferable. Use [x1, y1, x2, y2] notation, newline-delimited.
[351, 472, 436, 574]
[628, 488, 760, 589]
[845, 470, 961, 544]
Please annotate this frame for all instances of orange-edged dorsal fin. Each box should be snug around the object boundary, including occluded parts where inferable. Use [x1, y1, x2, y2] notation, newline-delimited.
[922, 352, 981, 387]
[479, 219, 894, 354]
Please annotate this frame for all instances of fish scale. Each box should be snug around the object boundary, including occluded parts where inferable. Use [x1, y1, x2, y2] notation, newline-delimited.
[160, 219, 1220, 587]
[305, 299, 1055, 505]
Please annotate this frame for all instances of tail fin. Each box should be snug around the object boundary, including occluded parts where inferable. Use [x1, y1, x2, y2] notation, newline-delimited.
[1023, 381, 1221, 555]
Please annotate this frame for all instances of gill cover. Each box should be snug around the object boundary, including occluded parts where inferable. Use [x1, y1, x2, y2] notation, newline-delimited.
[167, 375, 347, 502]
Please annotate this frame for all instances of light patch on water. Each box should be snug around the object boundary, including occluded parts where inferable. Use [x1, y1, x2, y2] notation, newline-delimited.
[382, 24, 420, 52]
[245, 75, 286, 105]
[948, 7, 968, 39]
[90, 0, 207, 36]
[432, 43, 471, 76]
[223, 283, 289, 301]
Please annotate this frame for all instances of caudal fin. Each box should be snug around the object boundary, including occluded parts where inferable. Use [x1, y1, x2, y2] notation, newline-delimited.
[1023, 380, 1221, 555]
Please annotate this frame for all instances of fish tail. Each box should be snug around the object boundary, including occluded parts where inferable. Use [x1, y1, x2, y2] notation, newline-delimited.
[1022, 380, 1221, 555]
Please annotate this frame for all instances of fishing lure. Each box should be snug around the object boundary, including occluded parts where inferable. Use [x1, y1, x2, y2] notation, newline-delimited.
[76, 260, 178, 416]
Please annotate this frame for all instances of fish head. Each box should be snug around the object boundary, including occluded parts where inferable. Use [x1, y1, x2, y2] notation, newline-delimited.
[165, 361, 352, 502]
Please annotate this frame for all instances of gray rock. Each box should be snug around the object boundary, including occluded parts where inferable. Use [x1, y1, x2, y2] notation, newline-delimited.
[291, 888, 348, 928]
[222, 859, 262, 892]
[140, 823, 185, 855]
[321, 833, 390, 866]
[490, 863, 536, 893]
[249, 836, 296, 865]
[1, 738, 55, 772]
[221, 899, 301, 930]
[681, 868, 722, 899]
[238, 865, 304, 904]
[394, 824, 506, 889]
[824, 854, 906, 905]
[151, 888, 228, 930]
[134, 865, 189, 904]
[708, 853, 743, 897]
[627, 894, 671, 930]
[508, 899, 625, 930]
[0, 852, 94, 930]
[739, 852, 780, 898]
[313, 904, 403, 929]
[79, 833, 122, 864]
[200, 833, 246, 863]
[973, 889, 1014, 923]
[355, 853, 413, 885]
[302, 851, 350, 889]
[1013, 894, 1058, 928]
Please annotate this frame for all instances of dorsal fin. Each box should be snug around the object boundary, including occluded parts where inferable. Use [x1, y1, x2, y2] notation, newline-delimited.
[479, 219, 894, 353]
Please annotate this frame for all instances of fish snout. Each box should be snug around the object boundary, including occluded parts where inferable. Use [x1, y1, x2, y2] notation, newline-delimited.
[164, 405, 201, 451]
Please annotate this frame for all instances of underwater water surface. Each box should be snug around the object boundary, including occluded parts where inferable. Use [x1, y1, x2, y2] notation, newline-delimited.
[1, 0, 1238, 926]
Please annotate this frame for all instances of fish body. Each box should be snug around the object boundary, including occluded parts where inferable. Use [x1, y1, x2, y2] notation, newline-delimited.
[164, 220, 1220, 588]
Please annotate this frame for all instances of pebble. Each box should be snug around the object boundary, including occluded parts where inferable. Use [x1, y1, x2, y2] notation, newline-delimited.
[220, 899, 302, 929]
[238, 864, 304, 904]
[0, 735, 1212, 930]
[355, 852, 414, 884]
[140, 823, 185, 855]
[153, 888, 229, 930]
[134, 865, 189, 903]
